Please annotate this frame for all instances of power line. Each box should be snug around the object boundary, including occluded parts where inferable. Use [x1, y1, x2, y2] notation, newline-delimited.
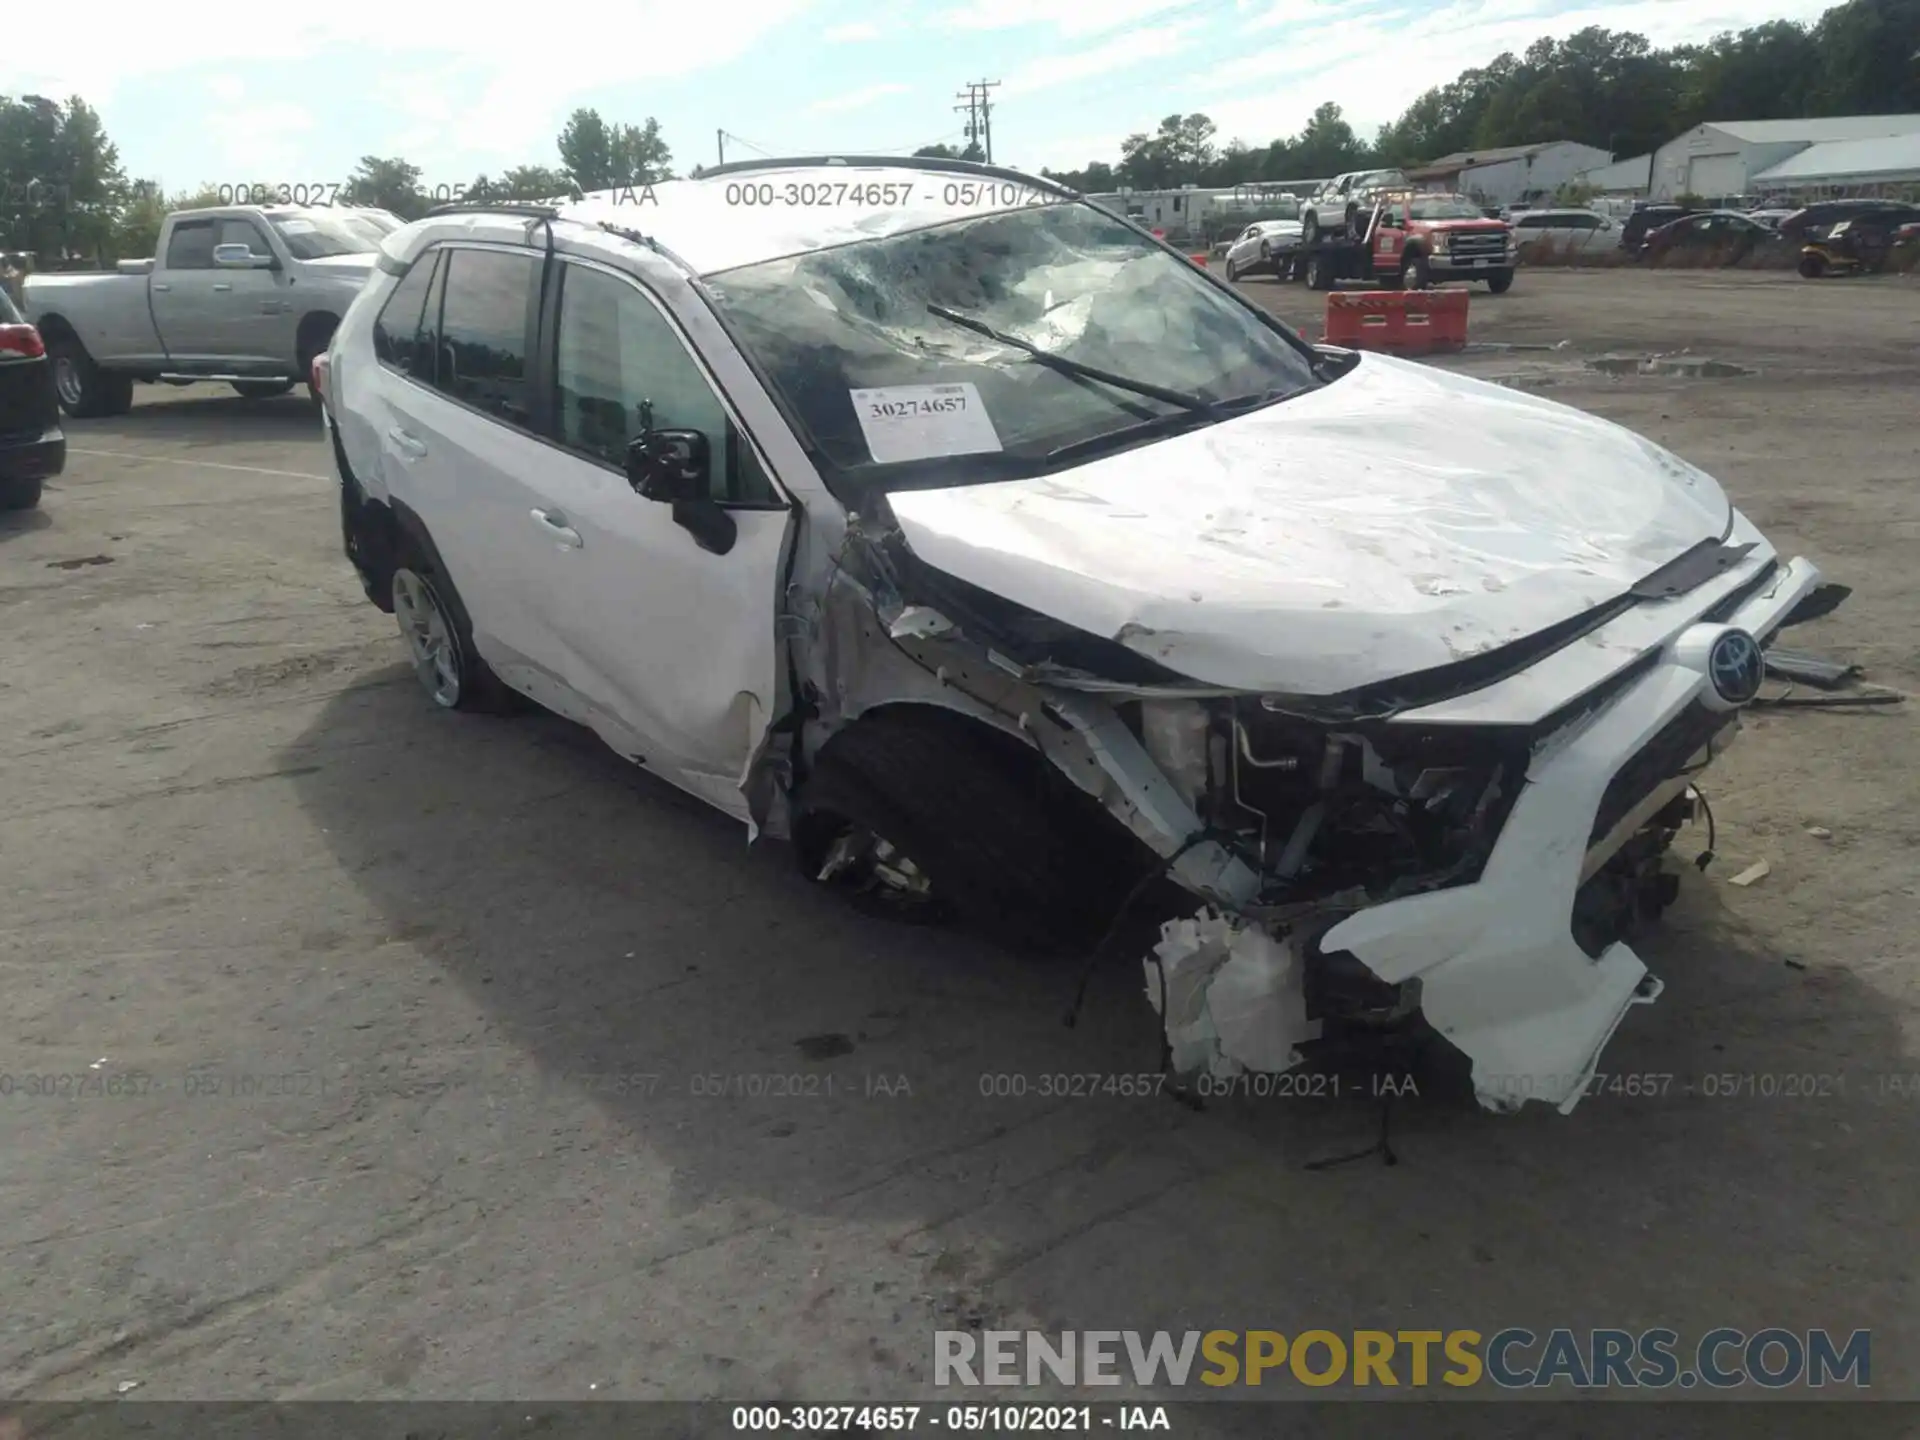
[953, 79, 1001, 163]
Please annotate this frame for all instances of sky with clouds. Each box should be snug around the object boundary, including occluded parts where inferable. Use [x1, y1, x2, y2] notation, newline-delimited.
[7, 0, 1848, 190]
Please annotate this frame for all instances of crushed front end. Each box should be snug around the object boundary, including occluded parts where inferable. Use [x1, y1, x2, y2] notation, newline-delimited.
[807, 501, 1843, 1114]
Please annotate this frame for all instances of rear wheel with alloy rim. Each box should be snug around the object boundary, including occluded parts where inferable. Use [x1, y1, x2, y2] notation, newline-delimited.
[392, 567, 465, 709]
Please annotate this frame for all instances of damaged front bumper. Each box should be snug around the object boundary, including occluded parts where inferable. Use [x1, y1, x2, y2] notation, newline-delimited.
[1144, 552, 1829, 1114]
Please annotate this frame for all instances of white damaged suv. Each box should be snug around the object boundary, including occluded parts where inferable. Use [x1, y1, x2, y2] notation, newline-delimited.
[320, 157, 1845, 1114]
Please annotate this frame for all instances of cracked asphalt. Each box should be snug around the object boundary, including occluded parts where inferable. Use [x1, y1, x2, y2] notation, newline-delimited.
[1, 269, 1915, 1418]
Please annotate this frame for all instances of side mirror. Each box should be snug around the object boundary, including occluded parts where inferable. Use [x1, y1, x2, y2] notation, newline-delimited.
[625, 428, 737, 556]
[213, 243, 276, 269]
[626, 427, 711, 502]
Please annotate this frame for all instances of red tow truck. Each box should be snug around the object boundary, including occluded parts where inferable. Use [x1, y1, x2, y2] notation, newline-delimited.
[1294, 190, 1517, 294]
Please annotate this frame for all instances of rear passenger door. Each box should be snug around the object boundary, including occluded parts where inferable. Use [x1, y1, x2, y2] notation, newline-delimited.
[373, 243, 577, 691]
[525, 255, 794, 819]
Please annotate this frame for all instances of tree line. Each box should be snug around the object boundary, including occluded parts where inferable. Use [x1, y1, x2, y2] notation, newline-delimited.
[0, 98, 674, 264]
[1038, 0, 1918, 191]
[5, 0, 1911, 261]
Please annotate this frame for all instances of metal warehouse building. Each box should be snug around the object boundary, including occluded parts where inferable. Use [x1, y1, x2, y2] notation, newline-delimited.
[1650, 115, 1920, 199]
[1405, 140, 1614, 206]
[1750, 132, 1920, 194]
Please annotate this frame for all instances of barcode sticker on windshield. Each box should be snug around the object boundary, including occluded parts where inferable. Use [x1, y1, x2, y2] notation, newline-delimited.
[850, 383, 1002, 465]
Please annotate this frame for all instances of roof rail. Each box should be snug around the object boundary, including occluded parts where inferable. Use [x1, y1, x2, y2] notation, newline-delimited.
[696, 154, 1083, 202]
[424, 200, 566, 219]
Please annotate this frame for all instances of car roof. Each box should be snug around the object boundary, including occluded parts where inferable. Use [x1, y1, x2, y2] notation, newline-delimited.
[538, 158, 1082, 276]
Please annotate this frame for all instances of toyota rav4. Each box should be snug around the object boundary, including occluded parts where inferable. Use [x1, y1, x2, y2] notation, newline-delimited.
[321, 157, 1844, 1114]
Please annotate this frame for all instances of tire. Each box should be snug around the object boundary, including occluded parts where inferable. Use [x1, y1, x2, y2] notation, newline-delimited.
[1797, 253, 1825, 278]
[1224, 256, 1242, 281]
[1401, 251, 1432, 290]
[1485, 269, 1514, 294]
[0, 476, 43, 511]
[49, 337, 132, 419]
[1306, 252, 1335, 291]
[232, 380, 295, 399]
[1301, 212, 1321, 247]
[798, 709, 1174, 958]
[388, 546, 517, 714]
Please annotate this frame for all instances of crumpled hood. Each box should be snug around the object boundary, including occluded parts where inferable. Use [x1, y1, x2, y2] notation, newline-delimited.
[885, 351, 1735, 695]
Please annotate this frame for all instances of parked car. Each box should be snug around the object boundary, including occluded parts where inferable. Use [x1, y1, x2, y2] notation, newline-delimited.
[1378, 193, 1516, 290]
[1300, 169, 1409, 245]
[1222, 218, 1305, 280]
[0, 286, 63, 511]
[1743, 208, 1796, 229]
[1776, 199, 1917, 243]
[21, 204, 380, 417]
[1510, 207, 1619, 255]
[1619, 205, 1700, 251]
[1637, 210, 1776, 261]
[323, 157, 1841, 1115]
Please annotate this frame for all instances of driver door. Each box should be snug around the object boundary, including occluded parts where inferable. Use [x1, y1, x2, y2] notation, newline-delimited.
[527, 256, 794, 820]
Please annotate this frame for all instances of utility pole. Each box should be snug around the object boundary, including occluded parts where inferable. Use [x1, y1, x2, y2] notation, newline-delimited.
[717, 130, 726, 167]
[953, 80, 1001, 162]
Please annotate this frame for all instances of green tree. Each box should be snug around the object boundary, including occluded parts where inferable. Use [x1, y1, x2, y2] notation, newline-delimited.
[914, 141, 983, 161]
[469, 164, 576, 202]
[558, 108, 673, 190]
[343, 156, 428, 219]
[0, 94, 130, 261]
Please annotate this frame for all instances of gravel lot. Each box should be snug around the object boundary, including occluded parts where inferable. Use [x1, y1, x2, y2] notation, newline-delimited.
[3, 268, 1915, 1414]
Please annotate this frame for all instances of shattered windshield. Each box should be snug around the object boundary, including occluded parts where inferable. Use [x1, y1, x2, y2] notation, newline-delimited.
[702, 200, 1320, 490]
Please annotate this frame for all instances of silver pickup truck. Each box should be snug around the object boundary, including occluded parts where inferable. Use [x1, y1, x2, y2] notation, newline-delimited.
[23, 205, 383, 416]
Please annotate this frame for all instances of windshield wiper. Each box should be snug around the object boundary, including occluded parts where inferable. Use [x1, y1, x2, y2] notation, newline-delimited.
[926, 303, 1218, 417]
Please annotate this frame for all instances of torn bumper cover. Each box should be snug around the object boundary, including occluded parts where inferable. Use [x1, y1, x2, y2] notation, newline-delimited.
[1139, 553, 1830, 1114]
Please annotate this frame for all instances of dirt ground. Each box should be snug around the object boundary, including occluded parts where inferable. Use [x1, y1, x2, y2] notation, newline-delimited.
[2, 268, 1915, 1418]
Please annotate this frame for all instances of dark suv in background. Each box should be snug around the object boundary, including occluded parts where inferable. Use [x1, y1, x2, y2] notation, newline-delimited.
[1778, 199, 1920, 243]
[0, 287, 63, 511]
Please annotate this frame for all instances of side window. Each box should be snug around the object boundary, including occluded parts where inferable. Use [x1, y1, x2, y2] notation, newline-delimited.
[373, 250, 443, 382]
[1570, 214, 1600, 230]
[1515, 215, 1545, 229]
[216, 218, 272, 255]
[165, 221, 217, 269]
[435, 248, 537, 427]
[552, 262, 782, 508]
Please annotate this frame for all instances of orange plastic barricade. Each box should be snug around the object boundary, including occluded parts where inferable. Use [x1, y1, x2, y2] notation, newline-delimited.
[1189, 253, 1209, 267]
[1322, 289, 1469, 355]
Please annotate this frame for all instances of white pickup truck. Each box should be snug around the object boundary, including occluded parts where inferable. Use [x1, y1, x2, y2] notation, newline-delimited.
[23, 205, 383, 416]
[1299, 168, 1411, 245]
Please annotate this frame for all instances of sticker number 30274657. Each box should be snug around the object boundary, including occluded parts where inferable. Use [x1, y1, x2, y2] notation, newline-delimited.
[864, 394, 967, 419]
[849, 383, 1003, 465]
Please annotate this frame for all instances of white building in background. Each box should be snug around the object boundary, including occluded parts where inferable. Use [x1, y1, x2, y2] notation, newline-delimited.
[1649, 115, 1920, 199]
[1750, 132, 1920, 195]
[1575, 152, 1653, 196]
[1404, 141, 1614, 206]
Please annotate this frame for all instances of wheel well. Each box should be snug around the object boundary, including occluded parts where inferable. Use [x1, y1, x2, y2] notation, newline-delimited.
[296, 312, 340, 364]
[810, 701, 1155, 852]
[35, 314, 79, 348]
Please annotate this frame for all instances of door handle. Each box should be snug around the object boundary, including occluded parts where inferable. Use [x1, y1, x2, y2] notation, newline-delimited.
[213, 282, 232, 292]
[153, 283, 170, 292]
[530, 509, 583, 548]
[386, 426, 427, 459]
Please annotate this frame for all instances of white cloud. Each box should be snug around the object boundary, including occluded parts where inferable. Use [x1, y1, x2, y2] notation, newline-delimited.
[824, 20, 881, 39]
[206, 75, 246, 103]
[808, 83, 909, 114]
[940, 0, 1200, 37]
[9, 0, 818, 178]
[1001, 25, 1195, 98]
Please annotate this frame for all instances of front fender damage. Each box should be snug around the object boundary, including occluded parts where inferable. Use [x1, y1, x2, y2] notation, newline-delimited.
[779, 501, 1743, 1115]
